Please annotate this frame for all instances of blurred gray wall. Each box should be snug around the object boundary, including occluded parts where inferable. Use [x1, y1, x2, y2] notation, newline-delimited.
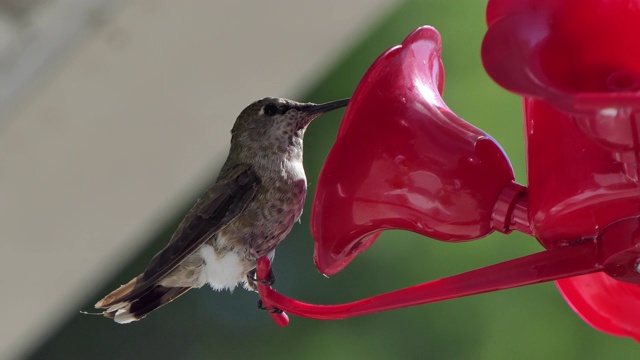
[0, 1, 396, 358]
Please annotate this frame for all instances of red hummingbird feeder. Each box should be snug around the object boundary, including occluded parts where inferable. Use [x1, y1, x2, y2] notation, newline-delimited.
[256, 0, 640, 341]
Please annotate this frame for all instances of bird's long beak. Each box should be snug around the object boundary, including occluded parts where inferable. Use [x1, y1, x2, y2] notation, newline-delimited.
[297, 98, 349, 129]
[302, 98, 350, 115]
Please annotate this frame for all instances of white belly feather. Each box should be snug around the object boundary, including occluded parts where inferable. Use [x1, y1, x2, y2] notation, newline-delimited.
[199, 242, 247, 291]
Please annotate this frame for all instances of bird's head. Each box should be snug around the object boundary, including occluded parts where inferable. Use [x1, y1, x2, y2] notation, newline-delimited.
[230, 97, 349, 157]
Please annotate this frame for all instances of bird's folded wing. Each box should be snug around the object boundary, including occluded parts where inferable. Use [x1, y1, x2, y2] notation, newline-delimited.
[110, 163, 260, 305]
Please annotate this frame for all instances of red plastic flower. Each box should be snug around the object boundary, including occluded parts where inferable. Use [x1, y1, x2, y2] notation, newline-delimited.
[311, 26, 514, 276]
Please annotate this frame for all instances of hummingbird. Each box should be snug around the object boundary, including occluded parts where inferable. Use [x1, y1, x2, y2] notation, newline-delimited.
[94, 97, 349, 323]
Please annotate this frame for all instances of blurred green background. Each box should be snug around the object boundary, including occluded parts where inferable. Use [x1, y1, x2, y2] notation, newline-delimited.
[26, 0, 638, 359]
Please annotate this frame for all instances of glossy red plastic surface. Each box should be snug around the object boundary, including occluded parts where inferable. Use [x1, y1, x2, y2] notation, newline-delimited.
[555, 220, 640, 341]
[257, 216, 640, 325]
[523, 99, 640, 245]
[555, 216, 640, 341]
[257, 245, 599, 320]
[557, 273, 640, 342]
[483, 0, 640, 247]
[311, 26, 514, 275]
[256, 257, 289, 327]
[254, 1, 640, 341]
[484, 0, 640, 115]
[482, 0, 640, 341]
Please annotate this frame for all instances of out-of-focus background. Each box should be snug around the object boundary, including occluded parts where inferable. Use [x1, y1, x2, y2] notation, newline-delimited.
[1, 1, 637, 359]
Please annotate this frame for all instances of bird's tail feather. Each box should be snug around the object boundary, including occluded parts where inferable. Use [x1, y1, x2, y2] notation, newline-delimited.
[95, 276, 190, 324]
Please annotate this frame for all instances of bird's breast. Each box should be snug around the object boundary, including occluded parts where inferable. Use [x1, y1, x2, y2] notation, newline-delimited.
[221, 159, 307, 258]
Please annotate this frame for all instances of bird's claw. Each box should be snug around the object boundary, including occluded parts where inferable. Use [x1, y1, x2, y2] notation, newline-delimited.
[247, 267, 276, 286]
[257, 299, 283, 314]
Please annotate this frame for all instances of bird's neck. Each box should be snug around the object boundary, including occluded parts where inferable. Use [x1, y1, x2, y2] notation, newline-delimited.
[253, 149, 305, 184]
[226, 142, 306, 184]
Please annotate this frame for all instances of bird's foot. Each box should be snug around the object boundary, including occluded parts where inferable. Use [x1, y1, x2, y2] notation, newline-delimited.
[247, 267, 276, 286]
[257, 299, 283, 314]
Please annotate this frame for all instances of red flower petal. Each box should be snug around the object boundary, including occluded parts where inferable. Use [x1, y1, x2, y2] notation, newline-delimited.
[557, 273, 640, 341]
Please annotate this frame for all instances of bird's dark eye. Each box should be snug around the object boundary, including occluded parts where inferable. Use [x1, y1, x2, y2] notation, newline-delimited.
[263, 103, 279, 116]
